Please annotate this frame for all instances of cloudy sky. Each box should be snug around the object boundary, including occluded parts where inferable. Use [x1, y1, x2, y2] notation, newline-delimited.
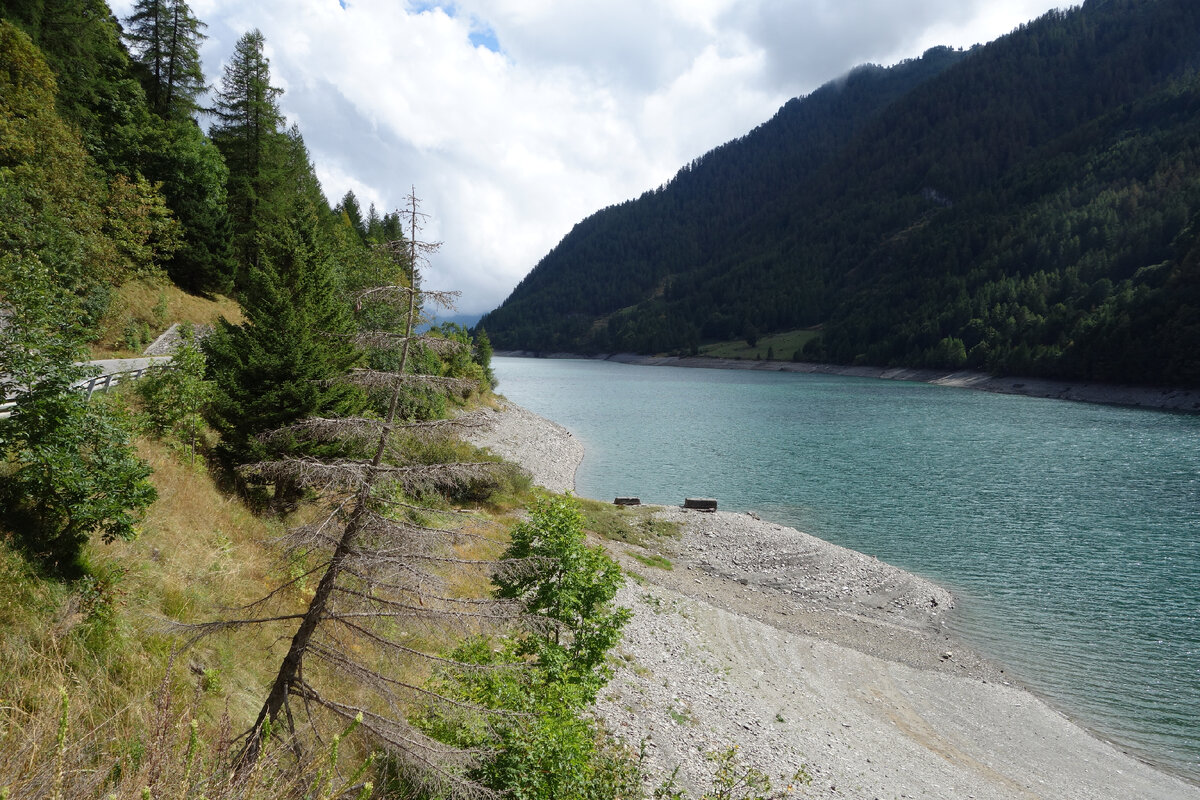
[111, 0, 1066, 316]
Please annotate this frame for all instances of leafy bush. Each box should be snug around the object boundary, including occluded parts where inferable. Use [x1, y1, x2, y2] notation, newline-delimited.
[0, 264, 156, 572]
[417, 496, 636, 799]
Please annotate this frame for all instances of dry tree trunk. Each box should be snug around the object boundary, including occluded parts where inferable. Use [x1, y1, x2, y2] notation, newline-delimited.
[225, 191, 510, 797]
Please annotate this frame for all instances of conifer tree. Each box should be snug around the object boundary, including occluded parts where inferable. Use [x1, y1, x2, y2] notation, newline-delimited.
[335, 190, 368, 244]
[209, 28, 286, 277]
[203, 215, 364, 471]
[194, 191, 505, 795]
[123, 0, 208, 119]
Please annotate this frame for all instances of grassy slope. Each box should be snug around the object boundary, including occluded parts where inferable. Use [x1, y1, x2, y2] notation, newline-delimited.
[0, 392, 675, 798]
[0, 430, 509, 796]
[90, 279, 244, 359]
[698, 329, 821, 361]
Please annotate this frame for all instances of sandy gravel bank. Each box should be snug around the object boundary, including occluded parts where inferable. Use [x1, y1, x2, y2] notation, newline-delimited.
[461, 399, 582, 494]
[599, 510, 1199, 800]
[475, 399, 1200, 799]
[496, 351, 1200, 413]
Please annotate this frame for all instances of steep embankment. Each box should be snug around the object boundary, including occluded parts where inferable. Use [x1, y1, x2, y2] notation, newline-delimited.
[468, 401, 1200, 800]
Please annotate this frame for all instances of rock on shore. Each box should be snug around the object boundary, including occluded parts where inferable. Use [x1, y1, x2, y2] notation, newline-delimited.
[472, 399, 1200, 800]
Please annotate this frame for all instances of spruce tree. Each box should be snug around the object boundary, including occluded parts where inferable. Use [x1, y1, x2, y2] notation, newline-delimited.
[209, 28, 286, 278]
[203, 216, 364, 471]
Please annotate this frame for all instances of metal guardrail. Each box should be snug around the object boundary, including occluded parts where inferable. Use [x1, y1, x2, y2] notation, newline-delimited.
[0, 361, 167, 419]
[78, 367, 150, 398]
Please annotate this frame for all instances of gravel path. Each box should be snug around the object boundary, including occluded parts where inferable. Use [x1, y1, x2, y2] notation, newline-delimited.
[476, 400, 1200, 800]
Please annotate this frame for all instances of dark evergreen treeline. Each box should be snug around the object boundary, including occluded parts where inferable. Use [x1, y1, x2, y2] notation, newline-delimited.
[0, 1, 457, 466]
[1, 1, 497, 543]
[479, 0, 1200, 387]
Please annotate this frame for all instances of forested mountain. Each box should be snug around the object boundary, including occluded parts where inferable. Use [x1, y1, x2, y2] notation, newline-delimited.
[479, 0, 1200, 387]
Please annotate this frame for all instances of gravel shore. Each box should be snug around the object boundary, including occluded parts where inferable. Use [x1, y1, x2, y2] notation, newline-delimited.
[469, 400, 1200, 800]
[462, 399, 582, 494]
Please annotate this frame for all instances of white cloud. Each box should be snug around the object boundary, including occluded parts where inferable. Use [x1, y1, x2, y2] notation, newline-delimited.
[108, 0, 1066, 314]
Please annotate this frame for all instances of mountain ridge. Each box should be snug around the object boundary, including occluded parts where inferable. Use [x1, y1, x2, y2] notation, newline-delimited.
[480, 0, 1200, 387]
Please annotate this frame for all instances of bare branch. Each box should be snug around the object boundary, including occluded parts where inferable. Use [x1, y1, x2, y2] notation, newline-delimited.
[172, 613, 309, 648]
[342, 330, 469, 354]
[294, 684, 499, 800]
[308, 639, 521, 692]
[343, 369, 478, 395]
[242, 457, 503, 495]
[256, 413, 490, 449]
[351, 284, 460, 310]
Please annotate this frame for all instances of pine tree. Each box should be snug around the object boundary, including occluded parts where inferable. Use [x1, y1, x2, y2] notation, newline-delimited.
[123, 0, 208, 119]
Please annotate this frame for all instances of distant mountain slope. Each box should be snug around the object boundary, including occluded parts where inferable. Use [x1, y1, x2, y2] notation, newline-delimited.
[480, 0, 1200, 387]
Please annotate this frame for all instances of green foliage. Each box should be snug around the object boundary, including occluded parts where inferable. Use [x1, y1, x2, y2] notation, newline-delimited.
[209, 28, 289, 282]
[0, 264, 156, 572]
[472, 325, 496, 388]
[419, 496, 636, 799]
[203, 218, 364, 469]
[494, 497, 631, 696]
[102, 172, 183, 282]
[3, 0, 152, 177]
[0, 19, 114, 326]
[136, 326, 213, 463]
[123, 0, 208, 120]
[141, 117, 236, 295]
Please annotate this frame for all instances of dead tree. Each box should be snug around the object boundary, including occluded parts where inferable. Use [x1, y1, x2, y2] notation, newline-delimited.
[196, 190, 517, 797]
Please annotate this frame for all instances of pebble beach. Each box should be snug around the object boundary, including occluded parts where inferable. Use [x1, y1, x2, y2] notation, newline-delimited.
[465, 399, 1200, 800]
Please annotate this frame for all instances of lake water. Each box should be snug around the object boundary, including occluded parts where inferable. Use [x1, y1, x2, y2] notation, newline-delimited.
[491, 355, 1200, 782]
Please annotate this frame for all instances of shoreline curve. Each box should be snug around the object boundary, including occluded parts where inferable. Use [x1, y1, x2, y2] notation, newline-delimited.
[464, 398, 1200, 798]
[495, 350, 1200, 413]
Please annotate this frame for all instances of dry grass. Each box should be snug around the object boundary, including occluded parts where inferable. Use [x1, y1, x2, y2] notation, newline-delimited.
[0, 438, 319, 797]
[0, 426, 532, 799]
[0, 674, 376, 800]
[91, 279, 243, 358]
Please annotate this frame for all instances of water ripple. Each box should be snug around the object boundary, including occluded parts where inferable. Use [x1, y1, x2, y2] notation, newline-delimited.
[494, 357, 1200, 780]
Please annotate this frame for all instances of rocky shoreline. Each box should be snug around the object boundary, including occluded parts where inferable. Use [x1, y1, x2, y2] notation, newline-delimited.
[495, 351, 1200, 414]
[464, 401, 1200, 799]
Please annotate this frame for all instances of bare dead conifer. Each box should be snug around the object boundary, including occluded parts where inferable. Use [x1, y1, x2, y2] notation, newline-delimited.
[343, 368, 479, 395]
[256, 413, 489, 450]
[338, 329, 470, 354]
[194, 189, 515, 797]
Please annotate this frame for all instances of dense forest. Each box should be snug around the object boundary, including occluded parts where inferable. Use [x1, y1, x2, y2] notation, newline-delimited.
[478, 0, 1200, 387]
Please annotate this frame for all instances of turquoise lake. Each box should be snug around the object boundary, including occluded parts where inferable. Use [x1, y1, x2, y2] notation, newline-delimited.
[491, 356, 1200, 782]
